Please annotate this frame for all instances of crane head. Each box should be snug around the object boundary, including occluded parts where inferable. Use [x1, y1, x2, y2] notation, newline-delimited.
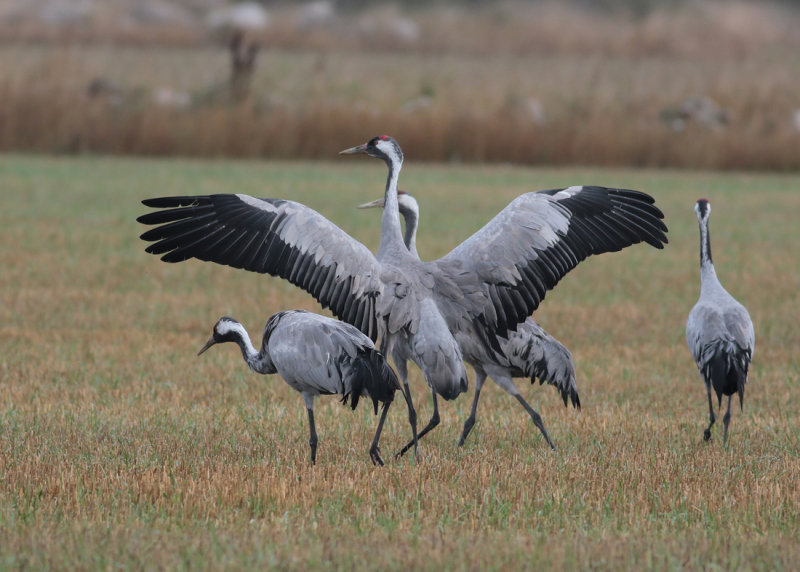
[694, 198, 711, 222]
[340, 135, 404, 167]
[198, 316, 243, 355]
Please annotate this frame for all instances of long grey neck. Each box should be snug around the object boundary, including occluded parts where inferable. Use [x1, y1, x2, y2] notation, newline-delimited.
[232, 325, 275, 375]
[377, 159, 406, 260]
[401, 206, 419, 259]
[698, 217, 720, 293]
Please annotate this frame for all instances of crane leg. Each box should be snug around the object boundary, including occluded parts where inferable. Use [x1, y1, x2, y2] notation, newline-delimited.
[458, 371, 486, 447]
[399, 381, 419, 463]
[703, 383, 716, 442]
[306, 407, 318, 465]
[369, 401, 391, 466]
[722, 394, 733, 444]
[392, 358, 419, 462]
[395, 388, 440, 458]
[514, 394, 555, 450]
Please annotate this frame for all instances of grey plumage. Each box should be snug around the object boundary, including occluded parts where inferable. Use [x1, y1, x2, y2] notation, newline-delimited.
[686, 198, 754, 444]
[138, 134, 668, 457]
[198, 310, 410, 465]
[360, 191, 579, 452]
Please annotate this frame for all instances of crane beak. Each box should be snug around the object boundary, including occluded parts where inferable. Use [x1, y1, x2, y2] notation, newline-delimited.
[197, 337, 217, 356]
[357, 198, 385, 209]
[339, 143, 367, 155]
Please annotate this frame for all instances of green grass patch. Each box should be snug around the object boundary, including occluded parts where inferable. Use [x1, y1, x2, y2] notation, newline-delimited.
[1, 155, 799, 569]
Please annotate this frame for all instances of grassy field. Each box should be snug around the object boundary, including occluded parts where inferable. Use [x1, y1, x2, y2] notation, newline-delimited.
[1, 153, 799, 569]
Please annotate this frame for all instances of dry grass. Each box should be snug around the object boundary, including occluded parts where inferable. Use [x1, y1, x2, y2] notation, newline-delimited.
[1, 155, 799, 569]
[1, 1, 800, 169]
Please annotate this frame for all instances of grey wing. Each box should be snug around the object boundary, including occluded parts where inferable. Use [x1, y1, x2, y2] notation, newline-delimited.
[288, 311, 376, 359]
[506, 318, 579, 408]
[138, 195, 382, 340]
[408, 298, 469, 400]
[268, 312, 373, 395]
[686, 302, 725, 367]
[723, 302, 755, 359]
[434, 186, 668, 336]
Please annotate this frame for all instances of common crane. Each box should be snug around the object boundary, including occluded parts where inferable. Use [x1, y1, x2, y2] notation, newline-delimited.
[198, 310, 409, 465]
[686, 199, 754, 444]
[137, 135, 668, 457]
[359, 190, 579, 451]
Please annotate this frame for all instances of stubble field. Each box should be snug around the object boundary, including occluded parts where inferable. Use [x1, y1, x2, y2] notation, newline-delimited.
[1, 154, 799, 569]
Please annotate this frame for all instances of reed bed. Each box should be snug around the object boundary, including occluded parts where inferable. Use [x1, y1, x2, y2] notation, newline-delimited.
[1, 1, 799, 169]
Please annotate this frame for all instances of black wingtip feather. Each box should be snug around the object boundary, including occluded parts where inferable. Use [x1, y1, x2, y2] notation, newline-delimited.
[141, 196, 208, 209]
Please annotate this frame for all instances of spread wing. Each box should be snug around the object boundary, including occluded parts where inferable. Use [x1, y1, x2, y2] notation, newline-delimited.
[137, 194, 382, 340]
[434, 186, 668, 335]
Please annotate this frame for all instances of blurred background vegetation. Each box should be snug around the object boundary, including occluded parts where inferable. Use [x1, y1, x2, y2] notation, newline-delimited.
[1, 0, 798, 169]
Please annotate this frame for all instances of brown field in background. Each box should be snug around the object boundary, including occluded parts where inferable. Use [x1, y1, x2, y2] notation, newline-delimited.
[0, 0, 799, 169]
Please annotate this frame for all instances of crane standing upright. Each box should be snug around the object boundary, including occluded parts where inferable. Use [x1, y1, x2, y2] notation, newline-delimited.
[359, 190, 579, 451]
[686, 199, 754, 444]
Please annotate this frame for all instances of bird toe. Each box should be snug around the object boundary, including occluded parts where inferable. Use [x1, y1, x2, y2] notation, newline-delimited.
[370, 447, 385, 466]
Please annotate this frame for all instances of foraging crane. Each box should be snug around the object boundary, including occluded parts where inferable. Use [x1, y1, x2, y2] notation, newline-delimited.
[686, 199, 754, 444]
[137, 135, 668, 456]
[359, 190, 579, 451]
[198, 310, 408, 465]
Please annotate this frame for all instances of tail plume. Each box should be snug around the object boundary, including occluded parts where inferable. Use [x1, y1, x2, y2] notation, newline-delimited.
[529, 357, 580, 409]
[342, 349, 398, 414]
[513, 329, 580, 409]
[704, 340, 750, 409]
